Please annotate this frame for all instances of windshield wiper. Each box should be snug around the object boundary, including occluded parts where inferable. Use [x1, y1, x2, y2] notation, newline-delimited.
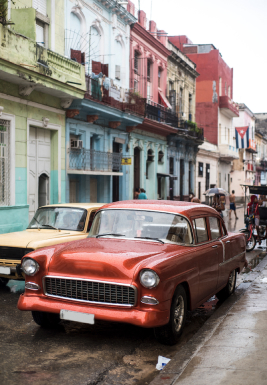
[96, 233, 125, 238]
[28, 216, 41, 230]
[42, 224, 59, 231]
[134, 236, 164, 244]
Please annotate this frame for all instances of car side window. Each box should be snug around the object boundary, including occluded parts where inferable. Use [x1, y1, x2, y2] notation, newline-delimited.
[193, 218, 208, 243]
[87, 211, 96, 232]
[209, 216, 222, 240]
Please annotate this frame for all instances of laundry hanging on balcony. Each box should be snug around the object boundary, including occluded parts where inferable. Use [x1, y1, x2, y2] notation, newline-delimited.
[158, 88, 172, 109]
[235, 126, 249, 149]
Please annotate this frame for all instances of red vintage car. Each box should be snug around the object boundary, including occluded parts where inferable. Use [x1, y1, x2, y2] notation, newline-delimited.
[18, 201, 246, 345]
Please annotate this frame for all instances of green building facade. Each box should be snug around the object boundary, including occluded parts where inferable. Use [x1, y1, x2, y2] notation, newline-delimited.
[0, 0, 86, 233]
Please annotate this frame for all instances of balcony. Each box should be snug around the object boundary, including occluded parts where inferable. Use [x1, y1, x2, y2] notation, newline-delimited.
[0, 25, 85, 100]
[67, 148, 123, 176]
[146, 100, 179, 128]
[219, 144, 239, 162]
[85, 76, 146, 117]
[178, 121, 204, 140]
[219, 96, 239, 118]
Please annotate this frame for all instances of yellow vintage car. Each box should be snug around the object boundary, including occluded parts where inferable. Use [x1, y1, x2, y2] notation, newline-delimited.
[0, 203, 104, 285]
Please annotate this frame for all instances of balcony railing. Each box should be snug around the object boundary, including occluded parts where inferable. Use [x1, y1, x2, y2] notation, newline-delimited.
[146, 100, 179, 128]
[85, 76, 146, 116]
[68, 148, 122, 173]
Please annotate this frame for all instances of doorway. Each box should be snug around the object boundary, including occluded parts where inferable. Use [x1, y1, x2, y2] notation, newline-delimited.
[134, 147, 140, 197]
[113, 142, 120, 202]
[180, 159, 184, 200]
[38, 173, 49, 207]
[29, 127, 51, 220]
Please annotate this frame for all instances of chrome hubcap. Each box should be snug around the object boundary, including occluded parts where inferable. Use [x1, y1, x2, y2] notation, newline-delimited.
[228, 270, 236, 292]
[173, 295, 185, 332]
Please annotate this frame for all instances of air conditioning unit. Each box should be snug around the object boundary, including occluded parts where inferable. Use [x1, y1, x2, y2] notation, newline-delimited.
[71, 140, 83, 149]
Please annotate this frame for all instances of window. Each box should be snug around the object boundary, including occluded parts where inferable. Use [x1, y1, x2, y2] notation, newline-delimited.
[228, 86, 231, 98]
[147, 60, 151, 81]
[219, 77, 222, 96]
[134, 79, 138, 92]
[189, 94, 192, 121]
[169, 157, 174, 175]
[219, 124, 221, 144]
[225, 82, 227, 95]
[36, 20, 45, 46]
[198, 162, 203, 177]
[209, 217, 221, 240]
[179, 88, 183, 116]
[115, 65, 121, 80]
[205, 164, 210, 191]
[33, 0, 49, 48]
[0, 119, 10, 206]
[158, 69, 161, 87]
[134, 51, 139, 74]
[158, 151, 164, 163]
[193, 217, 208, 243]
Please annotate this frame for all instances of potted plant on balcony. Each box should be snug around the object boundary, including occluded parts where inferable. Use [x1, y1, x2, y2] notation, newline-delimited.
[0, 0, 15, 25]
[128, 90, 141, 104]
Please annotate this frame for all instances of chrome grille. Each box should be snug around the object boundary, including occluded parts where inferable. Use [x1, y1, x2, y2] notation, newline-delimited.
[44, 277, 136, 307]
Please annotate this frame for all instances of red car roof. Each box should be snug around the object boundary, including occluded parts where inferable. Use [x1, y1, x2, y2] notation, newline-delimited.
[99, 200, 218, 218]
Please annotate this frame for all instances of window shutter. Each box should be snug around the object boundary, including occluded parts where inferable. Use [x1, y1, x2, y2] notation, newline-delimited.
[71, 49, 82, 64]
[92, 61, 102, 75]
[101, 64, 109, 77]
[115, 65, 120, 80]
[33, 0, 47, 16]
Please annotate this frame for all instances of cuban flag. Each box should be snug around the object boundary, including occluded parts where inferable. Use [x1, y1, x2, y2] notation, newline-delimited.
[235, 126, 249, 149]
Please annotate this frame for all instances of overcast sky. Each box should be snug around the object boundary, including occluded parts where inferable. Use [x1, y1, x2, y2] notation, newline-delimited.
[131, 0, 267, 113]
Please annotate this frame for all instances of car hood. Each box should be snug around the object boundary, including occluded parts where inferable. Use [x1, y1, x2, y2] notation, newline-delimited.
[0, 229, 83, 249]
[48, 238, 170, 284]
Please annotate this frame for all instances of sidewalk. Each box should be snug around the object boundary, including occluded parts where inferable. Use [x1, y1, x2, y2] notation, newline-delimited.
[151, 255, 267, 385]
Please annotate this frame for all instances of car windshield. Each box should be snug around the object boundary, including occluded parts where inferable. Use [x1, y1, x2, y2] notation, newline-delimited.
[28, 207, 87, 231]
[89, 209, 192, 244]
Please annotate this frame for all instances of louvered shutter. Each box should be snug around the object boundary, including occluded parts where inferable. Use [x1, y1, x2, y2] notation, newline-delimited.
[33, 0, 47, 16]
[92, 61, 102, 75]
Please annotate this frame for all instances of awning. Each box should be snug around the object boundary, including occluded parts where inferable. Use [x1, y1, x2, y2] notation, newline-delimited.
[157, 173, 178, 180]
[158, 88, 172, 109]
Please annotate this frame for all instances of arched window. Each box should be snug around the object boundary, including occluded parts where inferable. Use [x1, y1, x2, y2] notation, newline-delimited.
[158, 150, 164, 163]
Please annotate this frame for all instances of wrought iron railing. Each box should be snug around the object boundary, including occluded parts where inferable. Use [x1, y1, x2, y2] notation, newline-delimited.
[146, 100, 179, 128]
[85, 76, 146, 116]
[68, 148, 122, 173]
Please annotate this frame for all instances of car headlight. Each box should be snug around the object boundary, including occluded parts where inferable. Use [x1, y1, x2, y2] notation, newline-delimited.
[21, 258, 39, 276]
[140, 269, 160, 289]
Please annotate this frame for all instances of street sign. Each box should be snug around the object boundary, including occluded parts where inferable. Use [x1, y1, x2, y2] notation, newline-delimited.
[121, 157, 132, 165]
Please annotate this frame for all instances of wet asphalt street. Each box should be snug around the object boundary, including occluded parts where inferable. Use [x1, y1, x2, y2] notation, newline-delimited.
[0, 206, 265, 385]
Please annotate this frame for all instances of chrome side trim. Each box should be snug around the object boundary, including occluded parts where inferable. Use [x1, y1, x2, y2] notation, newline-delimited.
[219, 251, 246, 266]
[219, 240, 225, 262]
[42, 275, 137, 308]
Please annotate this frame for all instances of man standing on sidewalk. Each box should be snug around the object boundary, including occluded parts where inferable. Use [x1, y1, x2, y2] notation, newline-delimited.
[229, 190, 238, 220]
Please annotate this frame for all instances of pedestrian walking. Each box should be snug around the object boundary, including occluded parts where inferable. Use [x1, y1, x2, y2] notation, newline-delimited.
[138, 188, 148, 199]
[229, 190, 238, 220]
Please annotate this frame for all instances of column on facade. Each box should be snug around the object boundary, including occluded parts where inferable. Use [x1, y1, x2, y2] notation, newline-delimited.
[184, 158, 189, 196]
[139, 140, 145, 193]
[143, 141, 148, 192]
[128, 136, 134, 200]
[175, 153, 180, 198]
[154, 143, 159, 199]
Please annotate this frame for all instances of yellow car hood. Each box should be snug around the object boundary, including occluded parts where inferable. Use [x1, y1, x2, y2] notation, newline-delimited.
[0, 229, 85, 250]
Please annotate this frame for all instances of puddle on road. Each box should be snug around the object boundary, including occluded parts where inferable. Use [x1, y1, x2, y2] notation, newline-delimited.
[242, 254, 265, 274]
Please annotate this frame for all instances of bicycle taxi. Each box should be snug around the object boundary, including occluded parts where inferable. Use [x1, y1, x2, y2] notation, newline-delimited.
[240, 184, 267, 251]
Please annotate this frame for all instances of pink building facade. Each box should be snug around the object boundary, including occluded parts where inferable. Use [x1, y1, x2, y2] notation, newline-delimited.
[127, 2, 171, 108]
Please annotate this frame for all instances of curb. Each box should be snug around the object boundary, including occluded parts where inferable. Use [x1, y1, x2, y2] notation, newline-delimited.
[149, 253, 267, 385]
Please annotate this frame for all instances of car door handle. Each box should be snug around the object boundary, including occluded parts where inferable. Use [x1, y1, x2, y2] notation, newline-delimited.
[212, 245, 218, 248]
[226, 241, 231, 244]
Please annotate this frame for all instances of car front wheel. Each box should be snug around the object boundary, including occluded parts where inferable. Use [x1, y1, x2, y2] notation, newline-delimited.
[32, 311, 60, 328]
[154, 285, 187, 345]
[0, 277, 9, 287]
[216, 269, 237, 301]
